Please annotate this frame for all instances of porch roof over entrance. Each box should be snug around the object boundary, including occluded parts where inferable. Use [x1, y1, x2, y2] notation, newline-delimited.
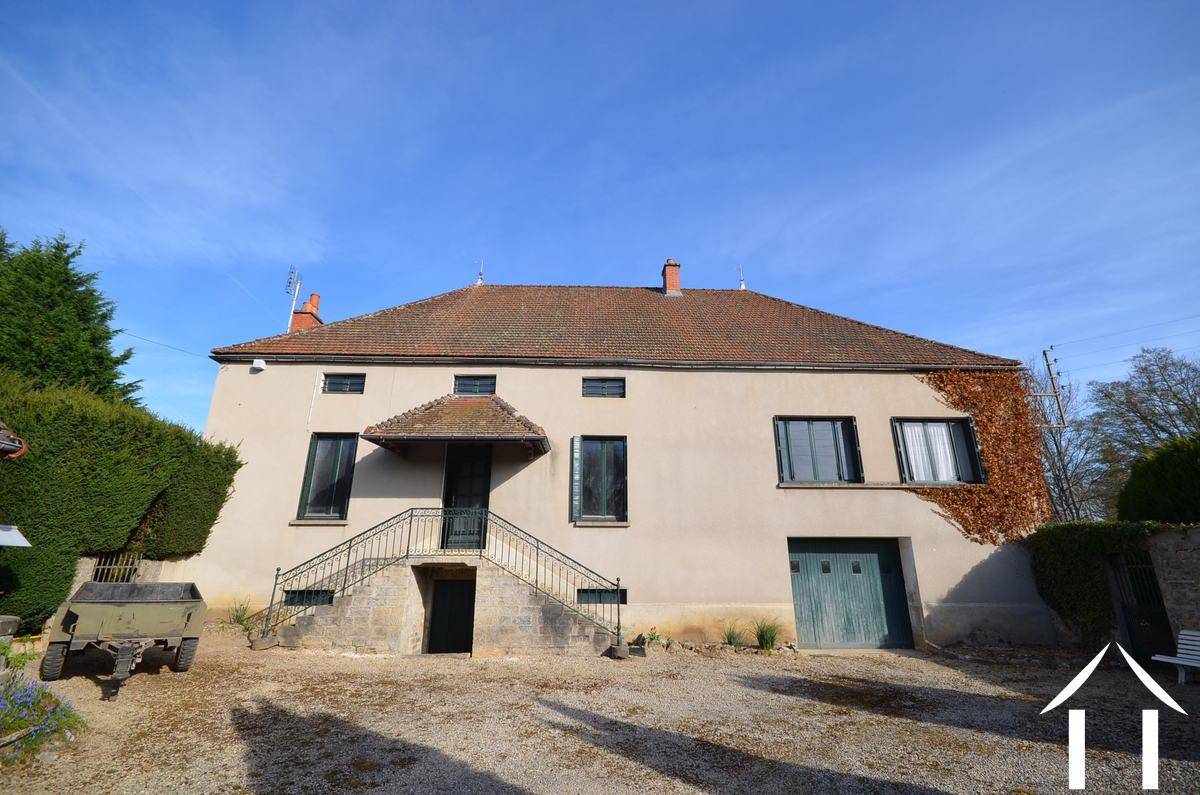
[361, 394, 550, 456]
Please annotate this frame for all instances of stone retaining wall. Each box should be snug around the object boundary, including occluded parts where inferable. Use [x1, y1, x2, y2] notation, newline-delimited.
[1148, 527, 1200, 636]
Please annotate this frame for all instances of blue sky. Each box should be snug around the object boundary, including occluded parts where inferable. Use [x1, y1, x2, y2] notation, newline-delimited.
[2, 2, 1198, 431]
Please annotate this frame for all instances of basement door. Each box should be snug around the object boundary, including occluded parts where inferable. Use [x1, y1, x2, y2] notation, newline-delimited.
[788, 539, 913, 649]
[428, 579, 476, 654]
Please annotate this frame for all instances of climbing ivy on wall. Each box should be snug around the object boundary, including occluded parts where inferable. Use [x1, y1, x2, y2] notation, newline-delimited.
[911, 369, 1050, 545]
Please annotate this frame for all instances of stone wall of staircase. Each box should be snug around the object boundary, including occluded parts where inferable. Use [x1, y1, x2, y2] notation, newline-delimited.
[280, 565, 422, 654]
[474, 559, 612, 656]
[279, 557, 612, 656]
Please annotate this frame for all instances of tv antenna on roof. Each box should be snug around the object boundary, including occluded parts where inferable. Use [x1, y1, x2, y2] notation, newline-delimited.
[475, 259, 485, 286]
[284, 266, 303, 332]
[737, 265, 747, 291]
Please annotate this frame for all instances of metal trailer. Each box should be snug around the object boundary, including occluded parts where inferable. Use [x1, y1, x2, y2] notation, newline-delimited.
[40, 582, 206, 690]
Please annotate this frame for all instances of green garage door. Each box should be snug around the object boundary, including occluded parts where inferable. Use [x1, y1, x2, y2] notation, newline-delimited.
[788, 539, 913, 649]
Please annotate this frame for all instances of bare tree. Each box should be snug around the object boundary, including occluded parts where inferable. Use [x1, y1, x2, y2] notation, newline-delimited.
[1088, 347, 1200, 464]
[1027, 361, 1107, 521]
[1085, 347, 1200, 516]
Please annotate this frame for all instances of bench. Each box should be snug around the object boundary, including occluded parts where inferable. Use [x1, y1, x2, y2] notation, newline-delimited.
[1152, 629, 1200, 684]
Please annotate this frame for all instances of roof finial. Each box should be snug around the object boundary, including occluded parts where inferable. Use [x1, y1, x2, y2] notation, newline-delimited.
[737, 265, 747, 291]
[475, 258, 484, 286]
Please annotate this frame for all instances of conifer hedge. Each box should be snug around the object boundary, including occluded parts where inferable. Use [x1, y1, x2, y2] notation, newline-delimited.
[1118, 434, 1200, 523]
[0, 370, 240, 629]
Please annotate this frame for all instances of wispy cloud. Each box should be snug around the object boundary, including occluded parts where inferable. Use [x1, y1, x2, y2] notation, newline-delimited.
[2, 3, 1197, 425]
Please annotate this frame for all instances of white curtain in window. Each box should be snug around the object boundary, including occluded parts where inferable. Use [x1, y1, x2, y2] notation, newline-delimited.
[902, 422, 933, 481]
[926, 422, 957, 481]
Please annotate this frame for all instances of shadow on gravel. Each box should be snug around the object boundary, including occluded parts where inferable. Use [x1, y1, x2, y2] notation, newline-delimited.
[738, 674, 1200, 763]
[52, 644, 176, 699]
[231, 698, 526, 793]
[539, 699, 950, 794]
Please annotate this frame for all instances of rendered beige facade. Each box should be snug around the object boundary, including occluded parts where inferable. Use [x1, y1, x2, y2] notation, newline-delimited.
[183, 359, 1056, 647]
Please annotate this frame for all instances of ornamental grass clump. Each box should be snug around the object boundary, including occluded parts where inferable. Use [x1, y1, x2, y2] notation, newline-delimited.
[753, 618, 781, 651]
[0, 668, 82, 764]
[720, 620, 744, 646]
[226, 597, 255, 634]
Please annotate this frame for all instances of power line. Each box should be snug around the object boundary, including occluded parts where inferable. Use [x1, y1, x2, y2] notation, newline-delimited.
[1067, 327, 1200, 359]
[1062, 341, 1200, 375]
[216, 262, 278, 322]
[1054, 311, 1200, 347]
[117, 330, 205, 358]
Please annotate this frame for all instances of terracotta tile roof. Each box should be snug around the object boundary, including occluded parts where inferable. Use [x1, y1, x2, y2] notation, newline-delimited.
[213, 285, 1017, 369]
[361, 394, 549, 454]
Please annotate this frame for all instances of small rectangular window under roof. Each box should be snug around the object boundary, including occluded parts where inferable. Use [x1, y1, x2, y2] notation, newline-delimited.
[582, 377, 626, 398]
[454, 375, 496, 395]
[322, 373, 366, 394]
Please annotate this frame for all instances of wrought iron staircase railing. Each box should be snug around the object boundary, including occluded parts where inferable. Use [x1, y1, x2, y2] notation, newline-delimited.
[252, 508, 623, 644]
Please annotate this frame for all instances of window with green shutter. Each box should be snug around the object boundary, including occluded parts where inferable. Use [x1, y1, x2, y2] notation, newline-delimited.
[296, 434, 359, 519]
[570, 436, 627, 521]
[774, 418, 862, 483]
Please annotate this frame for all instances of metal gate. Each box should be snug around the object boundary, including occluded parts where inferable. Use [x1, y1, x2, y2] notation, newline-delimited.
[788, 539, 913, 649]
[1108, 549, 1175, 662]
[91, 550, 142, 583]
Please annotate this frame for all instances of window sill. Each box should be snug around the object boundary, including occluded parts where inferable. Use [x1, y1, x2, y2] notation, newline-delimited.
[574, 520, 631, 528]
[776, 482, 967, 490]
[289, 519, 349, 526]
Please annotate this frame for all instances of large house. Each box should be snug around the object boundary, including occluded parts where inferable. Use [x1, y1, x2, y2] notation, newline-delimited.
[184, 259, 1055, 655]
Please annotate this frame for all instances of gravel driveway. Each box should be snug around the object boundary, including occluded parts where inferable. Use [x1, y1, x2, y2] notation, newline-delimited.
[6, 624, 1200, 793]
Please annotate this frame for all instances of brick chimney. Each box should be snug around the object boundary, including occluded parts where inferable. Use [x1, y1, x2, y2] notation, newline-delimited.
[289, 292, 323, 333]
[661, 258, 682, 295]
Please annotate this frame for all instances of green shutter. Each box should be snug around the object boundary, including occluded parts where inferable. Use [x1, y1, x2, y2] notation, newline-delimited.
[570, 435, 582, 521]
[296, 435, 319, 519]
[848, 418, 864, 483]
[774, 419, 790, 481]
[965, 417, 985, 483]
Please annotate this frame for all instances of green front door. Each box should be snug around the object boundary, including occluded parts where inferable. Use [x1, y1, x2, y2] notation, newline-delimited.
[441, 444, 492, 549]
[788, 539, 913, 649]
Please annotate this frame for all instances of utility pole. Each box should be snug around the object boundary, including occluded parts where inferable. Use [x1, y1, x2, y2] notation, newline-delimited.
[1030, 348, 1067, 429]
[1029, 347, 1080, 519]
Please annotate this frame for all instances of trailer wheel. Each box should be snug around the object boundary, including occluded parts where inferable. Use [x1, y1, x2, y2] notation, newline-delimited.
[170, 638, 199, 672]
[40, 642, 68, 681]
